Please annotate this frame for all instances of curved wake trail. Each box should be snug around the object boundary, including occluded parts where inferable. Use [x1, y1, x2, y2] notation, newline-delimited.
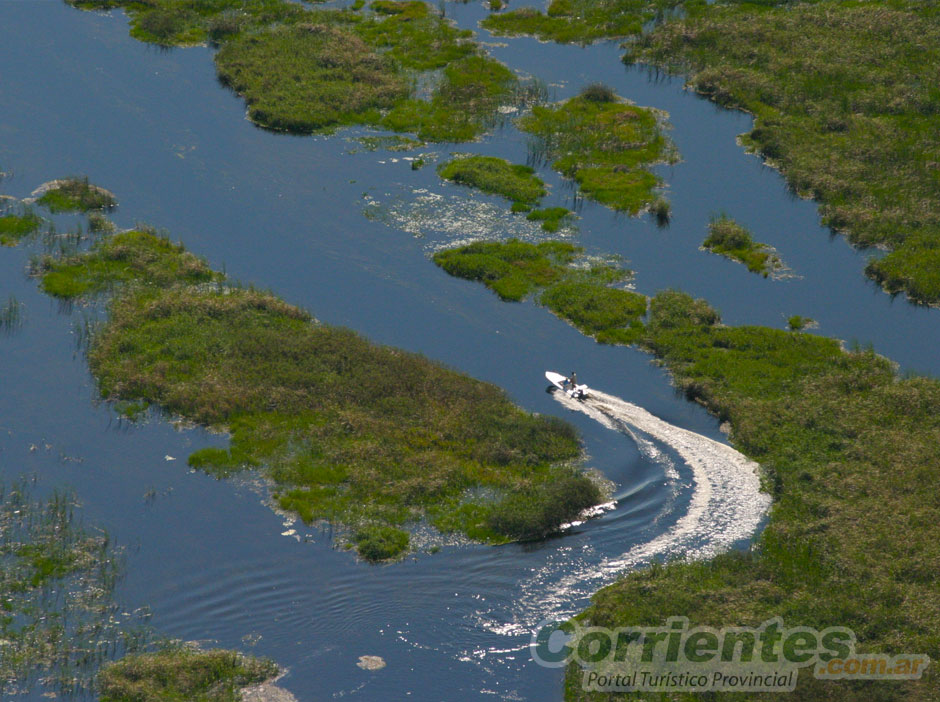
[473, 388, 769, 640]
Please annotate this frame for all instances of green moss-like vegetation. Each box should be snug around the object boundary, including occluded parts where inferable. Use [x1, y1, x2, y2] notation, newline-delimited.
[482, 0, 678, 44]
[565, 289, 940, 700]
[36, 177, 116, 213]
[0, 209, 41, 247]
[628, 0, 940, 304]
[0, 483, 140, 696]
[41, 231, 597, 560]
[703, 214, 783, 277]
[518, 85, 674, 215]
[525, 206, 574, 232]
[433, 239, 647, 344]
[438, 155, 546, 207]
[39, 229, 218, 298]
[69, 0, 517, 143]
[98, 647, 278, 702]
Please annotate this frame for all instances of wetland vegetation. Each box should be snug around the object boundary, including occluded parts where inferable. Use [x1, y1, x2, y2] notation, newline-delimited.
[35, 177, 116, 212]
[438, 155, 546, 208]
[433, 239, 647, 343]
[518, 85, 675, 216]
[0, 208, 41, 247]
[436, 236, 940, 700]
[38, 230, 600, 561]
[703, 214, 784, 277]
[98, 647, 279, 702]
[627, 0, 940, 304]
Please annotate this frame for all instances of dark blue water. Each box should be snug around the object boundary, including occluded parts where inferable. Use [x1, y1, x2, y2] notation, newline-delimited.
[1, 1, 937, 700]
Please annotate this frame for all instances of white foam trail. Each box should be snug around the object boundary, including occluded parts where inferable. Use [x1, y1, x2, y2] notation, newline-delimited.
[474, 388, 769, 637]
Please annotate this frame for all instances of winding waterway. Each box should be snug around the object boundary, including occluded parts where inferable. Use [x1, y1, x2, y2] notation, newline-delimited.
[2, 2, 939, 700]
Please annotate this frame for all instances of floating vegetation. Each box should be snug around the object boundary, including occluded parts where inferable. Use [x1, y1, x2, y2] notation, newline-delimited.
[39, 230, 596, 561]
[482, 0, 680, 44]
[350, 135, 426, 152]
[434, 239, 646, 343]
[628, 0, 940, 304]
[525, 206, 574, 232]
[519, 85, 675, 215]
[786, 314, 816, 332]
[0, 481, 148, 696]
[703, 214, 785, 278]
[0, 207, 42, 247]
[438, 155, 546, 207]
[98, 646, 279, 702]
[34, 177, 117, 213]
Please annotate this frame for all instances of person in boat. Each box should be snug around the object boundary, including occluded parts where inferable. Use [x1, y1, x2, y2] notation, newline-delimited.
[568, 371, 578, 389]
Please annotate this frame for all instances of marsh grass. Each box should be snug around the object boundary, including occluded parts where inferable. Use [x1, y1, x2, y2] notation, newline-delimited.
[525, 206, 574, 232]
[519, 87, 674, 215]
[0, 482, 148, 696]
[36, 177, 116, 213]
[703, 214, 783, 277]
[433, 239, 647, 343]
[41, 231, 594, 561]
[0, 295, 23, 335]
[566, 290, 940, 700]
[628, 0, 940, 303]
[482, 0, 679, 44]
[438, 155, 546, 207]
[98, 646, 278, 702]
[0, 208, 42, 247]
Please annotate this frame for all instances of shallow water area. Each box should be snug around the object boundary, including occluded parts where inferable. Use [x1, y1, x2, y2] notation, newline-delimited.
[2, 1, 939, 700]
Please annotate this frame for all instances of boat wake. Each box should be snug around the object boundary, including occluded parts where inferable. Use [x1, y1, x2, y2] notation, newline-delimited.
[471, 387, 770, 640]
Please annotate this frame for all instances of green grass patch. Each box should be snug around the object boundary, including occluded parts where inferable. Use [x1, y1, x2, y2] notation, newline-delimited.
[0, 209, 41, 247]
[438, 155, 546, 206]
[518, 86, 675, 214]
[703, 214, 783, 277]
[98, 647, 278, 702]
[38, 228, 218, 298]
[40, 231, 596, 560]
[565, 289, 940, 700]
[433, 239, 647, 344]
[35, 177, 116, 212]
[525, 206, 573, 232]
[628, 0, 940, 303]
[482, 0, 680, 44]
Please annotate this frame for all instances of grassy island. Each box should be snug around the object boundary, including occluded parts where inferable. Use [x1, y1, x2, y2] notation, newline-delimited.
[435, 237, 940, 700]
[68, 0, 517, 142]
[518, 85, 674, 216]
[482, 0, 677, 45]
[627, 0, 940, 304]
[433, 239, 647, 344]
[438, 155, 547, 208]
[35, 177, 116, 212]
[0, 209, 41, 247]
[703, 214, 784, 277]
[39, 230, 600, 561]
[99, 648, 278, 702]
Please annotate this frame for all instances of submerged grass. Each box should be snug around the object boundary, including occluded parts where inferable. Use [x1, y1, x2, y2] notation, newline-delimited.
[627, 0, 940, 304]
[438, 155, 546, 207]
[482, 0, 679, 44]
[518, 85, 675, 215]
[98, 647, 278, 702]
[433, 239, 646, 343]
[703, 214, 783, 277]
[40, 231, 597, 561]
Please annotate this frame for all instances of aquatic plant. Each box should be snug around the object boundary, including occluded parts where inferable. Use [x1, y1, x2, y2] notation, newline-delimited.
[628, 0, 940, 303]
[482, 0, 680, 44]
[0, 208, 42, 246]
[437, 155, 546, 207]
[40, 231, 595, 561]
[787, 315, 814, 331]
[525, 207, 573, 232]
[36, 177, 116, 212]
[703, 214, 783, 277]
[0, 295, 23, 334]
[518, 87, 675, 215]
[98, 646, 278, 702]
[433, 239, 647, 343]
